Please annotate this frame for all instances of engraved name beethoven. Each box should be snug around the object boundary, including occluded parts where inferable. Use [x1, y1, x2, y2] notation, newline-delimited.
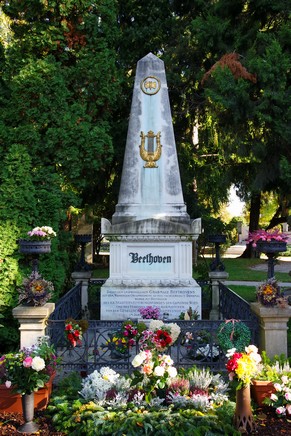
[129, 252, 171, 265]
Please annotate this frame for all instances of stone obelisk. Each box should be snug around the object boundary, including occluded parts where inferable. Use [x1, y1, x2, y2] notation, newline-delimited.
[101, 53, 201, 320]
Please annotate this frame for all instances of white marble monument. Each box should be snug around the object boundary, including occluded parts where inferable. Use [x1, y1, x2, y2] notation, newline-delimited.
[101, 53, 201, 320]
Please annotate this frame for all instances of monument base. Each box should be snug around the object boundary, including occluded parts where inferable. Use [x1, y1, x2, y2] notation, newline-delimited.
[101, 284, 201, 320]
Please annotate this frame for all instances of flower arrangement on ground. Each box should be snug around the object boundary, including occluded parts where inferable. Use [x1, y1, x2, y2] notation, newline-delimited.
[138, 305, 161, 320]
[226, 345, 261, 389]
[18, 271, 54, 306]
[26, 226, 57, 241]
[65, 318, 88, 347]
[256, 277, 287, 307]
[105, 320, 146, 356]
[51, 364, 233, 435]
[246, 229, 288, 247]
[217, 319, 251, 353]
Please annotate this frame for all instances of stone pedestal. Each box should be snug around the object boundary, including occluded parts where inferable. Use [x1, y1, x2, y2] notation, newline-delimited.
[101, 228, 201, 320]
[71, 271, 92, 311]
[250, 302, 291, 358]
[208, 271, 229, 320]
[12, 303, 55, 348]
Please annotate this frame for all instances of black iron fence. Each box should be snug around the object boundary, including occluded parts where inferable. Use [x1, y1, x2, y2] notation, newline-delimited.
[46, 279, 259, 376]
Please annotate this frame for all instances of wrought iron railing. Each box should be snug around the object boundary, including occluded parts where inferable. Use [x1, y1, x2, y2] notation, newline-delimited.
[46, 278, 259, 376]
[46, 318, 258, 376]
[49, 282, 82, 321]
[219, 282, 259, 344]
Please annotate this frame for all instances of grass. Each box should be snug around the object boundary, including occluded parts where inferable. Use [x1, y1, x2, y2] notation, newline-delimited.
[194, 256, 290, 282]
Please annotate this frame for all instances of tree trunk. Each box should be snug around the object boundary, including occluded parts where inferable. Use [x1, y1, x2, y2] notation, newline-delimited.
[240, 192, 261, 258]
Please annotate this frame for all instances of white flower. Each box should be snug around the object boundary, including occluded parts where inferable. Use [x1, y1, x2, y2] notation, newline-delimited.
[132, 351, 147, 367]
[149, 320, 163, 331]
[161, 354, 173, 365]
[270, 393, 278, 402]
[31, 356, 45, 372]
[167, 366, 177, 378]
[154, 366, 165, 377]
[167, 323, 181, 343]
[5, 380, 12, 388]
[274, 383, 282, 392]
[281, 375, 289, 384]
[245, 345, 258, 354]
[276, 406, 286, 415]
[225, 348, 236, 358]
[285, 392, 291, 401]
[100, 367, 119, 383]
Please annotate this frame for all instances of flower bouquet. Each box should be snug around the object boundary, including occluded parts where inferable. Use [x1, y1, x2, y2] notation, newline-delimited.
[256, 277, 287, 307]
[64, 319, 88, 347]
[139, 320, 181, 352]
[105, 320, 146, 357]
[226, 345, 261, 389]
[131, 350, 178, 402]
[18, 271, 54, 306]
[138, 305, 161, 320]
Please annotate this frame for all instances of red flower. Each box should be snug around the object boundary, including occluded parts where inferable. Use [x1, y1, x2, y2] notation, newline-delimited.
[154, 330, 172, 349]
[226, 352, 243, 372]
[65, 324, 73, 331]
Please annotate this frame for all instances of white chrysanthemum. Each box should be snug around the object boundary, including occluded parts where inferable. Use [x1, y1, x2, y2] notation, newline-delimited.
[167, 323, 181, 343]
[31, 356, 45, 372]
[149, 320, 164, 331]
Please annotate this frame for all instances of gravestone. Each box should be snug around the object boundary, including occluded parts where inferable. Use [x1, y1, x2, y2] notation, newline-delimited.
[101, 53, 201, 320]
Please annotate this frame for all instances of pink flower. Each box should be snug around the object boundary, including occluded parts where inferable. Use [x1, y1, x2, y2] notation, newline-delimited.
[285, 392, 291, 401]
[5, 380, 12, 388]
[276, 406, 286, 415]
[270, 393, 278, 401]
[23, 356, 33, 368]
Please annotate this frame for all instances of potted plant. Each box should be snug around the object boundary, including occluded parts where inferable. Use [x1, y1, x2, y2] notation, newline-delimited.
[0, 337, 59, 430]
[19, 225, 56, 254]
[246, 229, 288, 250]
[251, 352, 291, 407]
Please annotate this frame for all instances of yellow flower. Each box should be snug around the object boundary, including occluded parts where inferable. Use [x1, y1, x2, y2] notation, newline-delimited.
[236, 354, 257, 385]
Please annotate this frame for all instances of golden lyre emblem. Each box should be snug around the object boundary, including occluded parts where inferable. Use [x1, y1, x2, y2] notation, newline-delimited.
[140, 76, 161, 95]
[139, 130, 162, 168]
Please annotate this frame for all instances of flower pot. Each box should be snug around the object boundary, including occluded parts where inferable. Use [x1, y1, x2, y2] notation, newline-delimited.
[234, 385, 255, 433]
[251, 380, 275, 407]
[0, 375, 54, 413]
[19, 239, 51, 254]
[256, 241, 287, 254]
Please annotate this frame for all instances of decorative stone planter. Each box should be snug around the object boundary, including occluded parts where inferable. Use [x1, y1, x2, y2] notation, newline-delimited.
[251, 380, 275, 407]
[19, 239, 51, 254]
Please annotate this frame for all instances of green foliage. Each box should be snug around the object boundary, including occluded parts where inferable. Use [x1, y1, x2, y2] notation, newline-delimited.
[48, 394, 240, 435]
